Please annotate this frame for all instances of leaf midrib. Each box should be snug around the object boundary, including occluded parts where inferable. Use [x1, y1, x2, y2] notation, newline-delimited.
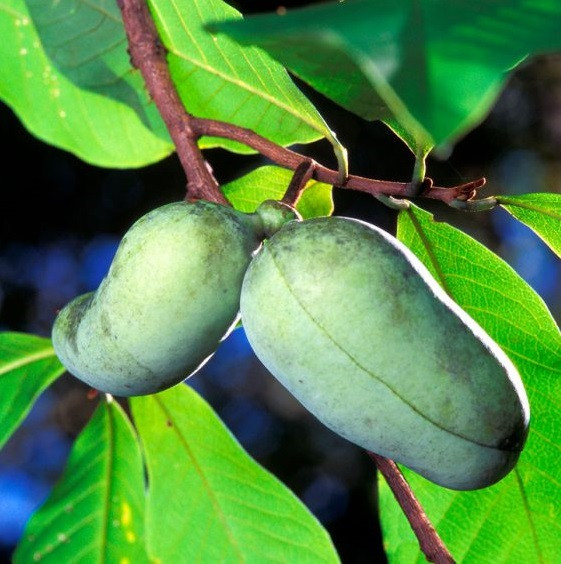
[499, 197, 561, 221]
[168, 47, 324, 135]
[0, 2, 25, 19]
[99, 403, 115, 564]
[403, 207, 561, 364]
[402, 207, 452, 293]
[402, 206, 548, 561]
[515, 468, 544, 563]
[149, 0, 329, 140]
[152, 395, 244, 561]
[0, 347, 58, 376]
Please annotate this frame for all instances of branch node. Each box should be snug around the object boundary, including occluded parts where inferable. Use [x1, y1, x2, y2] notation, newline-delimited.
[449, 196, 497, 212]
[404, 180, 425, 198]
[190, 117, 487, 209]
[420, 177, 434, 194]
[454, 177, 487, 201]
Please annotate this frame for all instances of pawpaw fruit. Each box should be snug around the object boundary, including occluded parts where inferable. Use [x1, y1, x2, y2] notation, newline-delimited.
[240, 216, 530, 490]
[52, 200, 298, 396]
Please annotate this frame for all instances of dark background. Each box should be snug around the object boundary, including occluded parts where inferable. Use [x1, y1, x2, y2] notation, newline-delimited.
[1, 2, 561, 561]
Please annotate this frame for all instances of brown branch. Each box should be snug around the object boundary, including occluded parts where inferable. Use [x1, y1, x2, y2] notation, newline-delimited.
[369, 453, 455, 564]
[118, 0, 484, 207]
[118, 1, 483, 207]
[117, 0, 227, 204]
[192, 118, 486, 206]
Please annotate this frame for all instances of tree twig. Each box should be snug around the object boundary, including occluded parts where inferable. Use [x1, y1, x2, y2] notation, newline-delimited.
[117, 0, 484, 207]
[192, 118, 485, 205]
[369, 452, 455, 564]
[117, 0, 227, 204]
[118, 1, 484, 208]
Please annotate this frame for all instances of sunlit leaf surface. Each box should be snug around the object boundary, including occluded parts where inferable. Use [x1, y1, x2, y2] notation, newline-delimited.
[223, 165, 334, 219]
[148, 0, 343, 157]
[14, 400, 149, 563]
[499, 192, 561, 259]
[2, 0, 346, 167]
[0, 0, 173, 167]
[0, 332, 64, 449]
[132, 385, 339, 563]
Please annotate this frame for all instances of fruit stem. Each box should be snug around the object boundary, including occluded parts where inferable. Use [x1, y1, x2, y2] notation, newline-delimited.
[369, 452, 456, 564]
[117, 0, 228, 205]
[281, 159, 317, 206]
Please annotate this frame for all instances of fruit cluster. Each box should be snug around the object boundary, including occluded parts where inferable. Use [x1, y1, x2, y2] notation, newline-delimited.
[52, 200, 529, 490]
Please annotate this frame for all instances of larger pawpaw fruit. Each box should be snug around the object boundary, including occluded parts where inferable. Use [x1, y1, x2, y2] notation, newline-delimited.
[240, 216, 530, 490]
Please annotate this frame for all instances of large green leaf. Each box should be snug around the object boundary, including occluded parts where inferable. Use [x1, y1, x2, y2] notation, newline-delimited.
[498, 193, 561, 258]
[223, 165, 334, 219]
[14, 400, 148, 563]
[148, 0, 345, 159]
[214, 0, 561, 154]
[0, 0, 173, 167]
[0, 332, 64, 449]
[131, 385, 339, 563]
[378, 204, 561, 562]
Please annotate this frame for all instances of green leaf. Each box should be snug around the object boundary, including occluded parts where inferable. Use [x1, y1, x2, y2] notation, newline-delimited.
[149, 0, 345, 160]
[498, 193, 561, 258]
[214, 0, 561, 154]
[13, 0, 347, 169]
[131, 385, 339, 563]
[379, 205, 561, 562]
[223, 165, 334, 219]
[25, 0, 170, 138]
[14, 400, 148, 564]
[0, 0, 173, 167]
[0, 332, 64, 449]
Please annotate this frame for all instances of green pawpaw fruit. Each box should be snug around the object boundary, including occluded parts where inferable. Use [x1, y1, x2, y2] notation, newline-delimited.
[52, 199, 298, 396]
[240, 216, 530, 490]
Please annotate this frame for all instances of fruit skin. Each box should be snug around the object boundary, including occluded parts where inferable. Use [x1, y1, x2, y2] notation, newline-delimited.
[52, 200, 265, 396]
[240, 217, 530, 490]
